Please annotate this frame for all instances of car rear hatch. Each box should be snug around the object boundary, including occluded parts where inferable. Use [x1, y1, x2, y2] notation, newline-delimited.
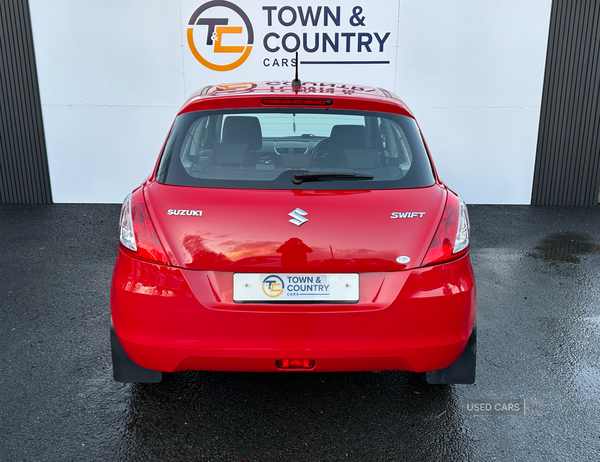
[144, 181, 447, 273]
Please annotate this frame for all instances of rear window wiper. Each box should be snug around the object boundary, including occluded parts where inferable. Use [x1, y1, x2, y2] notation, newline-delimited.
[292, 172, 375, 185]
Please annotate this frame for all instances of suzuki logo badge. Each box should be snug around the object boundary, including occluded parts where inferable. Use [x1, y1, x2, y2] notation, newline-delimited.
[288, 208, 308, 227]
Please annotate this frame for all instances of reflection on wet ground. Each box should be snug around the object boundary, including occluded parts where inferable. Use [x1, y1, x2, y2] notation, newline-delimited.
[530, 232, 600, 263]
[121, 371, 469, 461]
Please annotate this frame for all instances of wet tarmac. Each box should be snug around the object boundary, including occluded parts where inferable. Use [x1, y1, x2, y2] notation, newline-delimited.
[0, 204, 599, 461]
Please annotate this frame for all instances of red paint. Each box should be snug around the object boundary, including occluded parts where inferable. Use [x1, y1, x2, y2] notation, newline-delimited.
[110, 81, 476, 373]
[144, 182, 447, 272]
[111, 249, 475, 373]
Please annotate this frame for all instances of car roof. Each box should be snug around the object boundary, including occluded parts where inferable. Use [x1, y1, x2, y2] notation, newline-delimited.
[180, 81, 413, 116]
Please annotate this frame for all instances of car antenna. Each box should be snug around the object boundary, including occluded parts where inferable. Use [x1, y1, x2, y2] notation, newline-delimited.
[291, 52, 301, 89]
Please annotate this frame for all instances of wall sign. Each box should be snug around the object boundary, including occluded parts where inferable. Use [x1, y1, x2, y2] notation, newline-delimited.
[184, 1, 396, 77]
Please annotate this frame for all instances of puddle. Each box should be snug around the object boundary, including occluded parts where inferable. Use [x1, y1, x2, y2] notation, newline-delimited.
[531, 233, 600, 263]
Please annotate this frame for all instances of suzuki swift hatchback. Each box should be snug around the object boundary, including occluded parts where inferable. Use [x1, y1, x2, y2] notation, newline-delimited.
[110, 81, 476, 384]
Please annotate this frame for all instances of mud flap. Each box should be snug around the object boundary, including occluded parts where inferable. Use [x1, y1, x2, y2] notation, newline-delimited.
[426, 322, 476, 385]
[111, 319, 162, 383]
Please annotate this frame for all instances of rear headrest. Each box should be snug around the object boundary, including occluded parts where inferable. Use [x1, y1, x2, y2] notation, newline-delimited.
[213, 143, 248, 166]
[329, 125, 367, 151]
[343, 149, 381, 169]
[222, 116, 262, 151]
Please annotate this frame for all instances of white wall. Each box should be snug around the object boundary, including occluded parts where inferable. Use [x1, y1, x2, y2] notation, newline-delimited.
[29, 0, 552, 204]
[397, 0, 552, 204]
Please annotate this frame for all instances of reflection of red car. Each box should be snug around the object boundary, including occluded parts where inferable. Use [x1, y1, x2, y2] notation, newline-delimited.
[110, 81, 476, 384]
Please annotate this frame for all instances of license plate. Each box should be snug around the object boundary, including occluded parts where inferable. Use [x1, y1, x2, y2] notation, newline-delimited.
[233, 273, 359, 303]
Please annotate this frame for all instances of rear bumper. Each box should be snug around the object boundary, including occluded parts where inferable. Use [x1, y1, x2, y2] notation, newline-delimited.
[111, 250, 476, 373]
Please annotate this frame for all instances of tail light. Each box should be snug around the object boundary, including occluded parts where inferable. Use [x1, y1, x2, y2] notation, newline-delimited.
[119, 188, 170, 265]
[421, 191, 470, 267]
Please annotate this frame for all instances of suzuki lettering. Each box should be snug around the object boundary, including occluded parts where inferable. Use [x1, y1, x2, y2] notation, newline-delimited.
[167, 209, 203, 216]
[187, 1, 254, 71]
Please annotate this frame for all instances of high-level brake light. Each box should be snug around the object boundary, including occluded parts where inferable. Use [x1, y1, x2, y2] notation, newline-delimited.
[262, 98, 333, 106]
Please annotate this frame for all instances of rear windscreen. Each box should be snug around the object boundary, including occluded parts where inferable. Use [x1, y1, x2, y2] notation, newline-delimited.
[156, 109, 435, 190]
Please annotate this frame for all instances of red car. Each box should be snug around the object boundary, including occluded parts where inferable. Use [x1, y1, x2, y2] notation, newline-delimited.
[110, 80, 476, 384]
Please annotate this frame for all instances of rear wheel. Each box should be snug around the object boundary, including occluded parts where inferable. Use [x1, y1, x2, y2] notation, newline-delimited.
[110, 319, 162, 383]
[425, 322, 476, 385]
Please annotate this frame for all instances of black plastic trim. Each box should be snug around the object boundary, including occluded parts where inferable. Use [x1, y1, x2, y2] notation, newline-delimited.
[110, 319, 162, 383]
[425, 322, 476, 385]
